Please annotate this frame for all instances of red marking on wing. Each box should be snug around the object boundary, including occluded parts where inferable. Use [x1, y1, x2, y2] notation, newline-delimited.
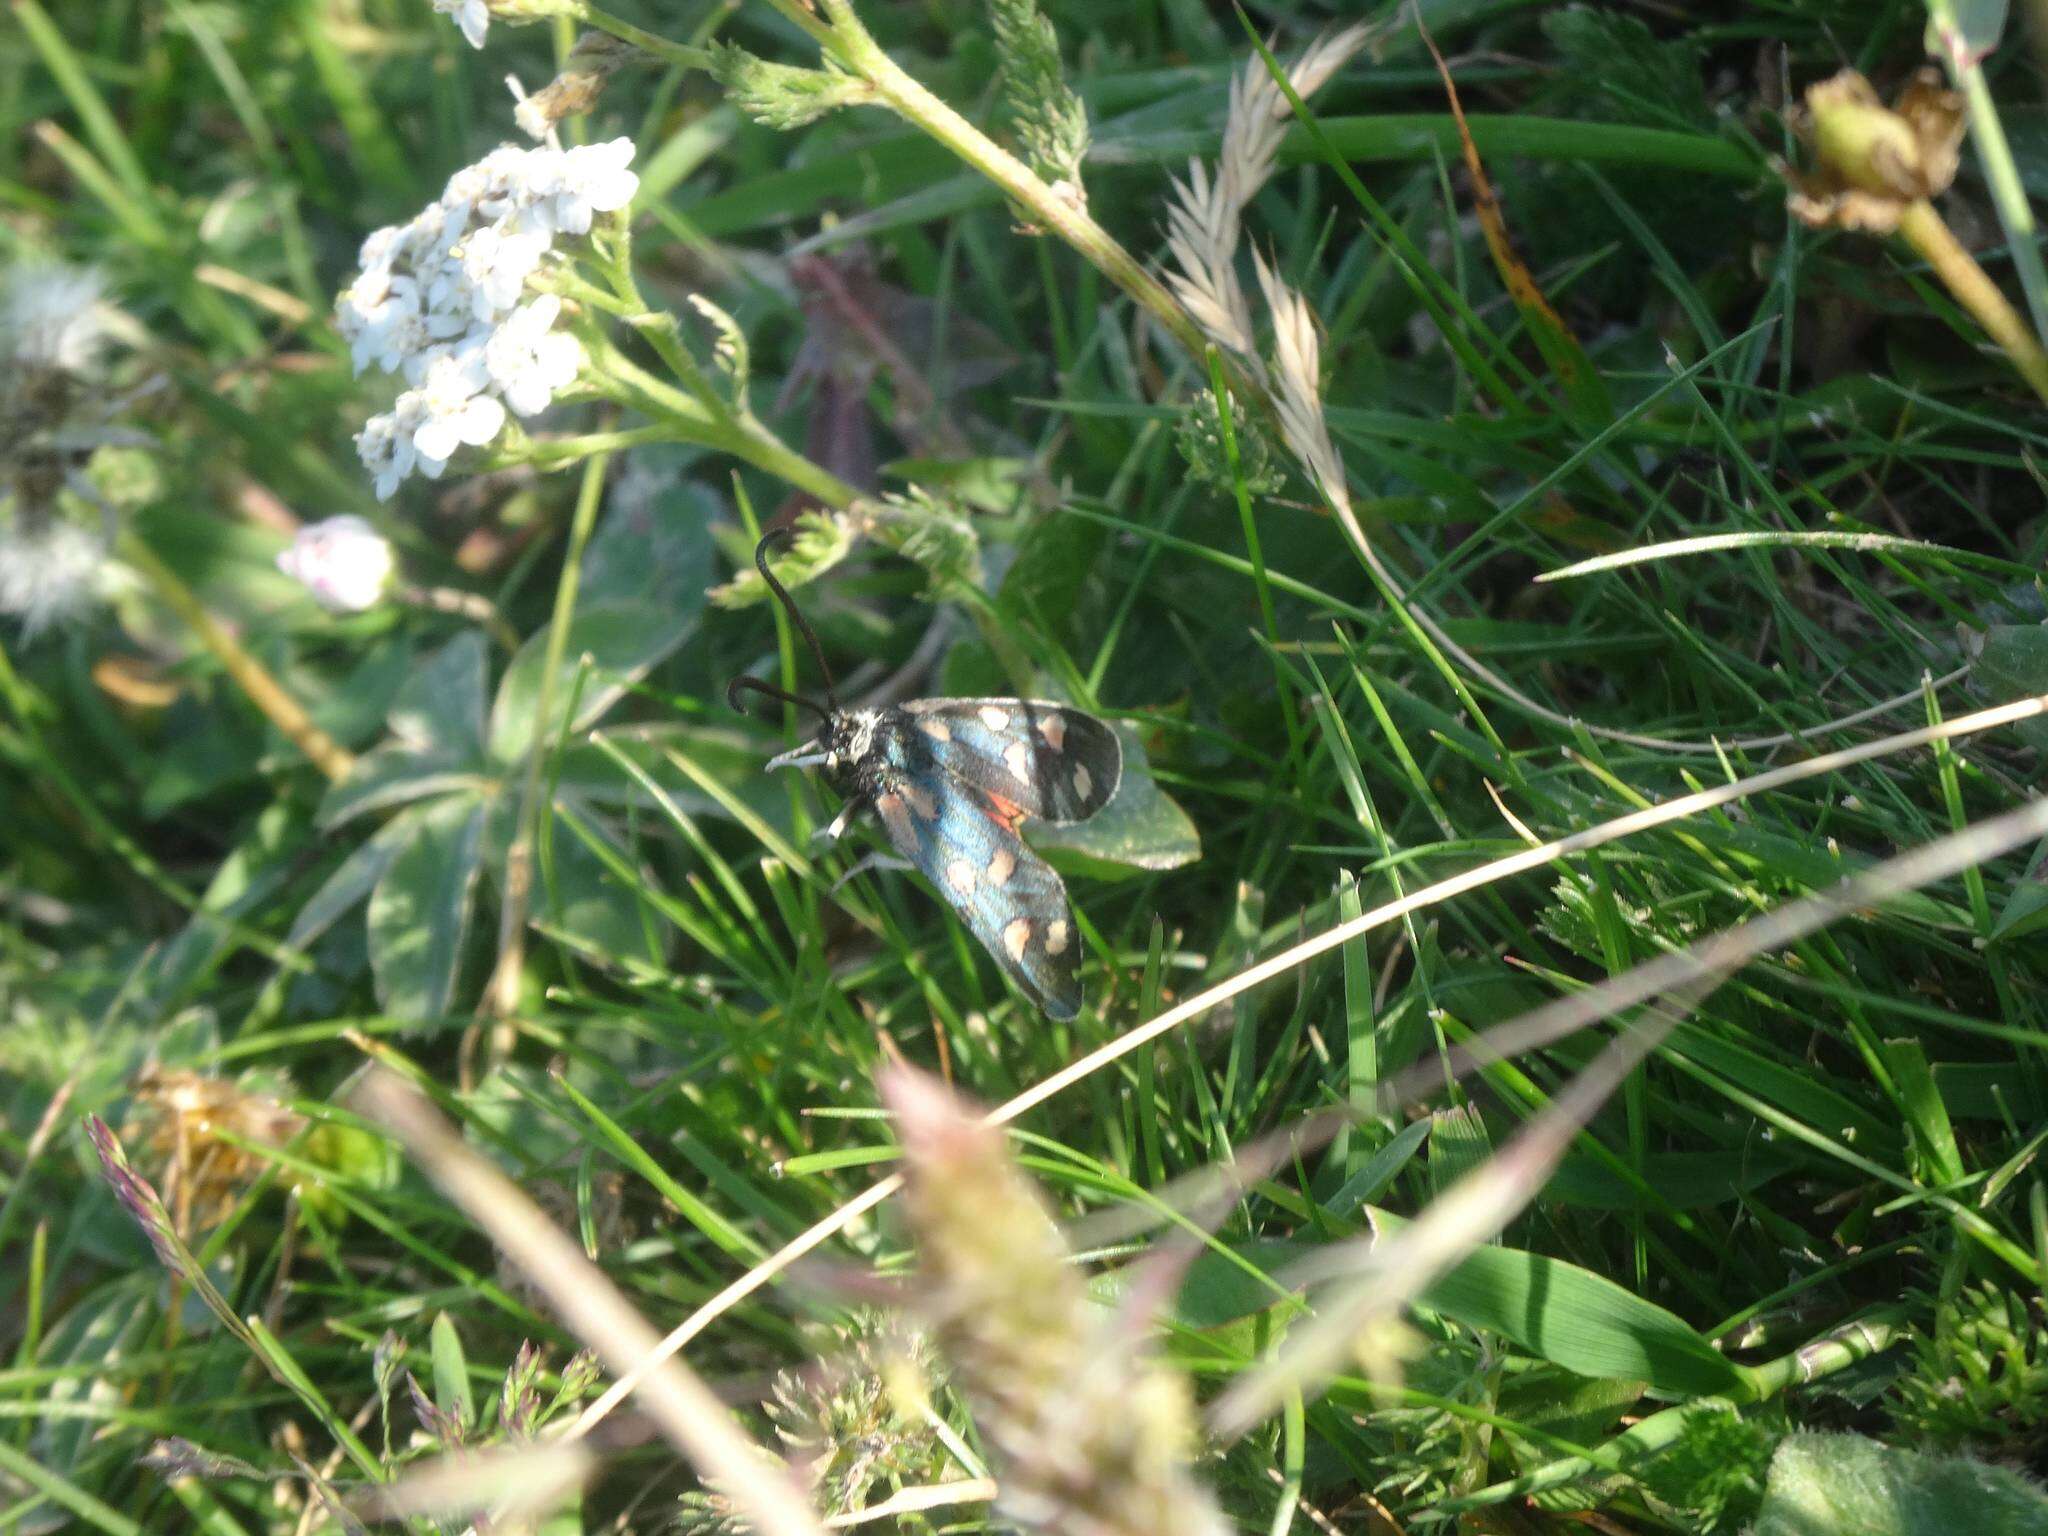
[983, 791, 1029, 832]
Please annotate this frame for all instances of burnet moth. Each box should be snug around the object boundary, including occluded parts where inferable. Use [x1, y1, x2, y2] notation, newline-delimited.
[728, 532, 1122, 1019]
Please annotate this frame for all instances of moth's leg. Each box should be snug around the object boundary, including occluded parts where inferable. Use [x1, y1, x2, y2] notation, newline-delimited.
[806, 796, 865, 851]
[829, 851, 915, 894]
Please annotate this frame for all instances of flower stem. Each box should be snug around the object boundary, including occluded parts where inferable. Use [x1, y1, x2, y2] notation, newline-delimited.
[395, 584, 520, 651]
[1928, 0, 2048, 349]
[121, 536, 354, 782]
[582, 212, 862, 508]
[1897, 198, 2048, 406]
[594, 343, 861, 509]
[570, 2, 713, 70]
[822, 8, 1212, 366]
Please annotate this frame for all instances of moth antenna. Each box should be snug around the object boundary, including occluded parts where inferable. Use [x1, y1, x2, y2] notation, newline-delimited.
[754, 529, 839, 712]
[726, 674, 830, 720]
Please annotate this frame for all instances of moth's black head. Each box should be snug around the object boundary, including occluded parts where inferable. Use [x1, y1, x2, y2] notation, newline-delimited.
[766, 706, 894, 800]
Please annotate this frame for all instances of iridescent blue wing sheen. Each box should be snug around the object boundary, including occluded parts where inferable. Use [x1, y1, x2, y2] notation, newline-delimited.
[896, 698, 1120, 825]
[867, 768, 1084, 1020]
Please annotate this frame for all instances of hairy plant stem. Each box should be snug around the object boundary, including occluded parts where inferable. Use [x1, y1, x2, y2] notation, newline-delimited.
[758, 0, 1218, 368]
[571, 1, 713, 71]
[1897, 198, 2048, 407]
[584, 214, 861, 509]
[1442, 1311, 1908, 1513]
[121, 536, 354, 782]
[589, 340, 860, 509]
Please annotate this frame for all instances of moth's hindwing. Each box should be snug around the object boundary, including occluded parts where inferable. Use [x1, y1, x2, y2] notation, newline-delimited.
[897, 698, 1120, 825]
[869, 770, 1084, 1020]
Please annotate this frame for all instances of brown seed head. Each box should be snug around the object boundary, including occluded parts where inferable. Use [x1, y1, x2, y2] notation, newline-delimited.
[1787, 69, 1965, 233]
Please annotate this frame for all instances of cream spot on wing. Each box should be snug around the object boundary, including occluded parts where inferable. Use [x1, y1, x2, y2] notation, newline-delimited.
[918, 717, 951, 743]
[1072, 764, 1092, 802]
[986, 847, 1015, 886]
[876, 793, 913, 847]
[1003, 917, 1032, 961]
[1037, 713, 1066, 752]
[1044, 919, 1070, 955]
[1004, 741, 1031, 781]
[901, 782, 938, 820]
[979, 705, 1012, 730]
[945, 858, 976, 897]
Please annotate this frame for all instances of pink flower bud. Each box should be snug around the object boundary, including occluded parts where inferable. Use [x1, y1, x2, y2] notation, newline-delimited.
[277, 515, 396, 612]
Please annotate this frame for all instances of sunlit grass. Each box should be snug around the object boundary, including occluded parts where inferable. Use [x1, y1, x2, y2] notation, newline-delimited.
[6, 1, 2048, 1533]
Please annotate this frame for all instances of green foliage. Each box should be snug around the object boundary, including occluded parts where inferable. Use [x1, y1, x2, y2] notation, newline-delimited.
[708, 509, 855, 608]
[11, 2, 2048, 1534]
[1175, 387, 1284, 498]
[1754, 1432, 2048, 1536]
[1541, 6, 1711, 129]
[1636, 1401, 1778, 1532]
[989, 0, 1090, 195]
[1891, 1286, 2048, 1455]
[710, 42, 872, 130]
[868, 487, 984, 599]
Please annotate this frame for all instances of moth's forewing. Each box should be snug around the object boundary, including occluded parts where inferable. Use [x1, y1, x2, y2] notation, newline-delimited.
[898, 698, 1120, 825]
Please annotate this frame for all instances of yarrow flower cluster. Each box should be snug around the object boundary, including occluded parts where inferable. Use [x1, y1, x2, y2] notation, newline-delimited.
[336, 139, 637, 498]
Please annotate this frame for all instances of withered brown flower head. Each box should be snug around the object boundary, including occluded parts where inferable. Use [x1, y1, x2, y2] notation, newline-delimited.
[130, 1067, 304, 1237]
[1786, 68, 1965, 233]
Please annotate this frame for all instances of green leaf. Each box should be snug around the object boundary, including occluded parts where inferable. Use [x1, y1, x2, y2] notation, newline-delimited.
[319, 634, 495, 828]
[1428, 1104, 1492, 1203]
[1966, 624, 2048, 749]
[1367, 1206, 1750, 1397]
[539, 794, 658, 960]
[488, 600, 698, 764]
[289, 810, 426, 947]
[389, 631, 490, 762]
[366, 795, 487, 1024]
[708, 510, 852, 608]
[1882, 1037, 1966, 1187]
[1326, 1118, 1433, 1217]
[1029, 724, 1200, 876]
[1991, 833, 2048, 940]
[1547, 1147, 1797, 1210]
[580, 479, 719, 610]
[1755, 1432, 2048, 1536]
[882, 456, 1032, 514]
[429, 1313, 474, 1431]
[317, 746, 490, 830]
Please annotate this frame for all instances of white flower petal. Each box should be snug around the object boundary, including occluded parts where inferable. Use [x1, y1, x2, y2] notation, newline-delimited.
[455, 394, 506, 445]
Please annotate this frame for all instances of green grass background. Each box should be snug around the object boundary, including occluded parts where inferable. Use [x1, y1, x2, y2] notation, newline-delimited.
[5, 0, 2048, 1531]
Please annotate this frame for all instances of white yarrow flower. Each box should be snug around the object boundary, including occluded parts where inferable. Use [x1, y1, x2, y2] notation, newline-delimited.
[276, 516, 397, 611]
[338, 270, 426, 376]
[408, 344, 506, 462]
[484, 295, 582, 416]
[432, 0, 489, 49]
[454, 222, 549, 317]
[538, 138, 639, 234]
[355, 410, 417, 502]
[335, 134, 636, 494]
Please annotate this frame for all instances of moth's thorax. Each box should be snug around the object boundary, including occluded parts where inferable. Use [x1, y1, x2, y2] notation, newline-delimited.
[818, 708, 914, 798]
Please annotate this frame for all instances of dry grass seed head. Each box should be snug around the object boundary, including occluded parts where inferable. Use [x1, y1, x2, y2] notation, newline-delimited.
[880, 1063, 1229, 1536]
